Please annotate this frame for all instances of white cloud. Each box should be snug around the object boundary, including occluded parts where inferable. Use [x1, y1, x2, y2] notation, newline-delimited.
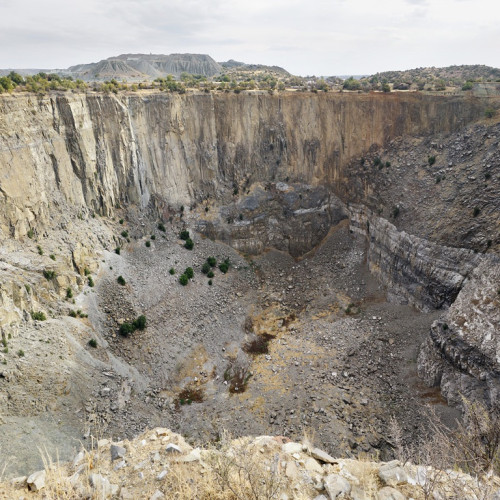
[0, 0, 498, 74]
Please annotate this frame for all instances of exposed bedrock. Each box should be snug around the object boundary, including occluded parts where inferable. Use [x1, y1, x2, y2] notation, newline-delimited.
[0, 90, 498, 411]
[0, 91, 486, 240]
[418, 259, 500, 407]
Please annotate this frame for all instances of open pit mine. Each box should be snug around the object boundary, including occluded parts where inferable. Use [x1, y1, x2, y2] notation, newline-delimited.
[0, 90, 499, 498]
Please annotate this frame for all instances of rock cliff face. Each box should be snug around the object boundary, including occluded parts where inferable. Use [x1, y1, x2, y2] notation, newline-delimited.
[418, 259, 500, 407]
[0, 91, 485, 240]
[0, 90, 498, 415]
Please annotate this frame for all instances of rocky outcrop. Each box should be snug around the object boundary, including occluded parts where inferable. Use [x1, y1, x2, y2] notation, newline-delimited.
[195, 182, 348, 257]
[418, 259, 500, 407]
[349, 204, 484, 310]
[3, 428, 499, 499]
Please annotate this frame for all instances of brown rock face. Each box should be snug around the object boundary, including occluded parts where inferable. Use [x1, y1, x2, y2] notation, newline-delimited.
[0, 91, 485, 239]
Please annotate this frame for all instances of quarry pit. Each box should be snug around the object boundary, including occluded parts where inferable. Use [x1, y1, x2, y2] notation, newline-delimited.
[0, 90, 498, 479]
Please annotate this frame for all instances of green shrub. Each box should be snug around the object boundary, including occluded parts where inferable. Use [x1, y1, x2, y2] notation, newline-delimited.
[145, 240, 151, 248]
[184, 238, 194, 250]
[66, 288, 73, 299]
[428, 155, 436, 166]
[485, 108, 495, 119]
[115, 247, 121, 255]
[121, 230, 129, 238]
[207, 270, 215, 278]
[208, 279, 213, 286]
[69, 310, 77, 318]
[84, 268, 91, 276]
[219, 259, 230, 274]
[31, 311, 46, 321]
[25, 284, 31, 294]
[37, 245, 43, 255]
[179, 229, 190, 240]
[158, 222, 166, 232]
[133, 315, 147, 331]
[151, 234, 156, 240]
[473, 206, 481, 217]
[169, 268, 175, 275]
[179, 274, 189, 286]
[50, 254, 56, 261]
[117, 275, 126, 286]
[392, 206, 400, 218]
[88, 276, 94, 287]
[17, 349, 25, 357]
[27, 229, 34, 239]
[207, 256, 217, 267]
[43, 269, 56, 280]
[119, 322, 135, 336]
[374, 156, 381, 167]
[88, 338, 98, 348]
[185, 267, 194, 279]
[202, 262, 210, 274]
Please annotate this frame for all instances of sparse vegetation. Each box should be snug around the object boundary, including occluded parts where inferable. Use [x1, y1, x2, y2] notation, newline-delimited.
[31, 311, 46, 321]
[473, 206, 481, 217]
[175, 386, 205, 408]
[392, 206, 400, 218]
[49, 254, 56, 261]
[88, 338, 98, 348]
[43, 269, 56, 280]
[115, 247, 121, 255]
[117, 275, 126, 286]
[37, 245, 43, 255]
[219, 258, 230, 274]
[169, 267, 175, 275]
[428, 155, 436, 166]
[88, 276, 94, 287]
[119, 315, 146, 336]
[158, 222, 166, 232]
[243, 333, 274, 355]
[27, 229, 34, 239]
[119, 322, 135, 336]
[485, 108, 496, 119]
[66, 287, 73, 299]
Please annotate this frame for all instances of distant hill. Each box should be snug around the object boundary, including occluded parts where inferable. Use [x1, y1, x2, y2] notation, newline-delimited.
[219, 60, 290, 77]
[365, 65, 500, 87]
[67, 53, 223, 81]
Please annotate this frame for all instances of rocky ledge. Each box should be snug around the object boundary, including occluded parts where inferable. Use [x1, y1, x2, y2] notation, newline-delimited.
[418, 259, 500, 408]
[2, 427, 499, 499]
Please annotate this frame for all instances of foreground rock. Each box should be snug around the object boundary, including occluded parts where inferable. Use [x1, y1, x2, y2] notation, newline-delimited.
[2, 428, 499, 499]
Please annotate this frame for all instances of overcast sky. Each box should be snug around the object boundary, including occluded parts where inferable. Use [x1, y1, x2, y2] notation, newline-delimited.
[1, 0, 498, 76]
